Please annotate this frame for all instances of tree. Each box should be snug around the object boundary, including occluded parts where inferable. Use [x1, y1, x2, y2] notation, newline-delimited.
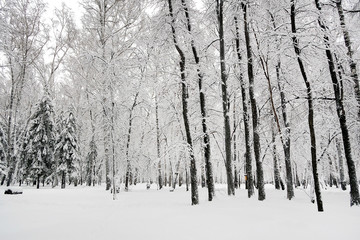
[271, 116, 281, 190]
[0, 0, 48, 186]
[217, 0, 235, 196]
[86, 137, 98, 186]
[290, 0, 323, 212]
[55, 112, 79, 188]
[241, 1, 265, 200]
[266, 8, 294, 199]
[314, 0, 360, 206]
[85, 92, 98, 186]
[335, 0, 360, 120]
[79, 0, 145, 192]
[336, 138, 346, 191]
[26, 95, 56, 189]
[167, 0, 199, 205]
[181, 0, 214, 201]
[0, 124, 6, 178]
[233, 11, 254, 198]
[155, 97, 163, 190]
[125, 91, 139, 191]
[37, 3, 77, 96]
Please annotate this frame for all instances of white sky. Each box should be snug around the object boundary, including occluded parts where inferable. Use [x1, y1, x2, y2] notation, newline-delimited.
[44, 0, 204, 26]
[45, 0, 83, 26]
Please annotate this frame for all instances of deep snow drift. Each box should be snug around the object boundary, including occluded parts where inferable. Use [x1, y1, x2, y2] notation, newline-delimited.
[1, 184, 359, 240]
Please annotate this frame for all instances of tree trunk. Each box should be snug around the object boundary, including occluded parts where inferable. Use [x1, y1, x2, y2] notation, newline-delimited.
[86, 92, 96, 187]
[180, 58, 199, 203]
[276, 62, 294, 198]
[181, 0, 214, 201]
[217, 0, 235, 196]
[328, 155, 338, 188]
[37, 174, 40, 189]
[268, 11, 295, 199]
[164, 151, 167, 187]
[6, 36, 29, 187]
[111, 101, 116, 200]
[61, 171, 65, 189]
[96, 0, 111, 192]
[167, 0, 199, 205]
[336, 138, 346, 190]
[290, 0, 323, 212]
[233, 95, 239, 189]
[125, 92, 139, 191]
[185, 167, 189, 192]
[294, 162, 301, 187]
[172, 153, 182, 190]
[271, 120, 281, 190]
[6, 89, 15, 187]
[234, 15, 254, 198]
[314, 0, 360, 206]
[201, 167, 206, 188]
[156, 99, 163, 190]
[103, 117, 111, 191]
[335, 0, 360, 119]
[242, 2, 265, 201]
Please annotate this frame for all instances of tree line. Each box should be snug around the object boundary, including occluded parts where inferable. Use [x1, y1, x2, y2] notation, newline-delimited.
[0, 0, 359, 210]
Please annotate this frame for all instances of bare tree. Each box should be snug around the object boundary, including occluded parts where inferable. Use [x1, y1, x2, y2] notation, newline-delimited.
[167, 0, 199, 205]
[290, 0, 323, 212]
[241, 1, 265, 200]
[181, 0, 214, 201]
[125, 91, 139, 191]
[155, 97, 163, 190]
[233, 13, 254, 198]
[269, 10, 294, 199]
[314, 0, 360, 206]
[217, 0, 235, 196]
[335, 0, 360, 120]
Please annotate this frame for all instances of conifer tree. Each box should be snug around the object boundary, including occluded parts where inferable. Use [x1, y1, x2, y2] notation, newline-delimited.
[55, 112, 79, 189]
[26, 95, 56, 189]
[17, 131, 30, 186]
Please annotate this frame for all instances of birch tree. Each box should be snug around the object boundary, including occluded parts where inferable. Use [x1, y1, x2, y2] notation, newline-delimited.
[241, 1, 265, 200]
[290, 0, 323, 212]
[314, 0, 360, 206]
[217, 0, 235, 196]
[181, 0, 214, 201]
[233, 10, 254, 198]
[167, 0, 199, 205]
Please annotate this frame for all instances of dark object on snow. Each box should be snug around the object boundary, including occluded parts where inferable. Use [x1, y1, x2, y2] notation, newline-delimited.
[4, 188, 23, 194]
[110, 186, 120, 194]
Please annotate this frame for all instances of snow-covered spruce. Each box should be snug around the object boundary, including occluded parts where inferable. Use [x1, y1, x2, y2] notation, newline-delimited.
[55, 112, 79, 189]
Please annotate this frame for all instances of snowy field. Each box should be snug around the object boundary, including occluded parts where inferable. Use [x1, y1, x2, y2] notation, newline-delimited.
[1, 184, 359, 240]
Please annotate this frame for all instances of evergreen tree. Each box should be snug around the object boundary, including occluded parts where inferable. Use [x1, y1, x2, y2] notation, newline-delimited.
[17, 130, 31, 185]
[55, 112, 79, 189]
[27, 95, 56, 189]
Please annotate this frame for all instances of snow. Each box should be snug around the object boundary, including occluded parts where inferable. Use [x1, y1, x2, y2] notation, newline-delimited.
[1, 184, 359, 240]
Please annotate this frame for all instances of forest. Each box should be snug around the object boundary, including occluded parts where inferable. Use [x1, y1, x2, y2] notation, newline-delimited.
[1, 0, 360, 213]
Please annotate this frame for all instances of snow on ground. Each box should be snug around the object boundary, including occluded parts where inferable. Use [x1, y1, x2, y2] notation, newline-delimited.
[1, 184, 359, 240]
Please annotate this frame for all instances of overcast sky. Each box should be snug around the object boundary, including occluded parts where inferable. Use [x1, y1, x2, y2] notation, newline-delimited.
[45, 0, 204, 26]
[45, 0, 83, 26]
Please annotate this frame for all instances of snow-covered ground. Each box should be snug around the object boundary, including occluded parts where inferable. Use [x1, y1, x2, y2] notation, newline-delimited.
[1, 184, 359, 240]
